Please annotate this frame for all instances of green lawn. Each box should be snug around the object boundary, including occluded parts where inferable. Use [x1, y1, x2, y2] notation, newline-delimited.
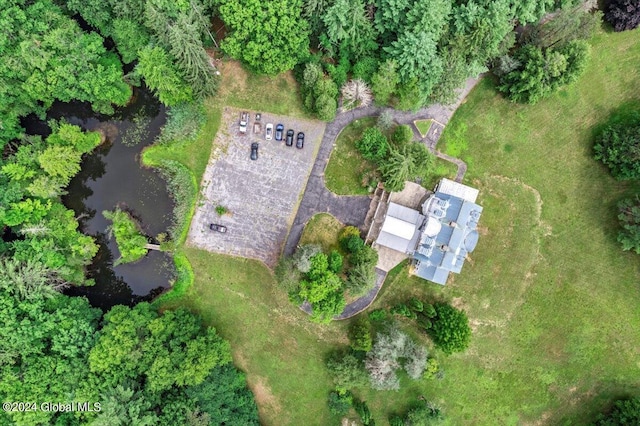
[299, 213, 344, 253]
[160, 248, 348, 426]
[414, 119, 432, 137]
[325, 117, 378, 195]
[158, 28, 640, 426]
[217, 60, 310, 118]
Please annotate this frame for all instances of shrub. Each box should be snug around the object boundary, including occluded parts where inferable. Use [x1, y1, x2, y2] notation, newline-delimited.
[346, 262, 378, 296]
[349, 317, 373, 352]
[423, 358, 440, 379]
[339, 225, 361, 242]
[328, 391, 353, 415]
[368, 309, 387, 322]
[157, 102, 206, 144]
[355, 127, 390, 164]
[326, 352, 369, 393]
[616, 196, 640, 254]
[416, 314, 432, 330]
[274, 256, 301, 293]
[388, 416, 404, 426]
[292, 244, 322, 273]
[328, 250, 344, 273]
[390, 303, 415, 319]
[376, 111, 395, 131]
[605, 0, 640, 32]
[215, 205, 228, 216]
[594, 396, 640, 425]
[351, 245, 378, 266]
[155, 160, 197, 243]
[593, 112, 640, 180]
[353, 399, 374, 425]
[423, 303, 437, 318]
[428, 303, 472, 354]
[392, 125, 414, 147]
[408, 297, 424, 312]
[102, 209, 148, 265]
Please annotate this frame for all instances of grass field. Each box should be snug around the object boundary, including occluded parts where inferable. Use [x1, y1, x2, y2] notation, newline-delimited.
[325, 117, 378, 195]
[217, 60, 309, 118]
[158, 28, 640, 425]
[299, 213, 344, 252]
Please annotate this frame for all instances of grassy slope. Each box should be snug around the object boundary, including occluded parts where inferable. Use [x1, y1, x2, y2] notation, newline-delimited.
[161, 248, 348, 425]
[419, 28, 640, 424]
[160, 30, 640, 426]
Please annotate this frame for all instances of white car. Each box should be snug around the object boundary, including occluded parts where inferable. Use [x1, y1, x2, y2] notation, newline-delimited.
[265, 123, 273, 141]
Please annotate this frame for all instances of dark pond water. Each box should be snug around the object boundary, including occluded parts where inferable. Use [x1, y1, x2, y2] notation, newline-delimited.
[23, 88, 176, 310]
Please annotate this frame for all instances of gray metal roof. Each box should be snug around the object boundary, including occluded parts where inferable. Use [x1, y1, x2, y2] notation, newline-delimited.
[375, 202, 425, 254]
[411, 183, 483, 284]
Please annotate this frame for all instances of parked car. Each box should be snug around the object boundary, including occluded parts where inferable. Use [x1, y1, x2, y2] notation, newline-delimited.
[209, 223, 227, 233]
[255, 113, 261, 122]
[250, 142, 259, 160]
[285, 129, 294, 146]
[253, 122, 262, 135]
[239, 111, 249, 134]
[296, 132, 305, 149]
[275, 124, 284, 141]
[265, 123, 273, 140]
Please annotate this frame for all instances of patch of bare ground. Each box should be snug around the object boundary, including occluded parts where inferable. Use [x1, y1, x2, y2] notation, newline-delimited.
[248, 377, 282, 419]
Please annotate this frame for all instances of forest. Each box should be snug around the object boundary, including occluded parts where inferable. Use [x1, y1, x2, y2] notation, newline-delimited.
[1, 0, 640, 424]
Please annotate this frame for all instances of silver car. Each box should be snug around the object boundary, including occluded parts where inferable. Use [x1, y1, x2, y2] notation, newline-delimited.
[265, 123, 273, 141]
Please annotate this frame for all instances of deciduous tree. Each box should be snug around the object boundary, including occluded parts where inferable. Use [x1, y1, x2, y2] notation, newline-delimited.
[428, 303, 471, 354]
[218, 0, 310, 75]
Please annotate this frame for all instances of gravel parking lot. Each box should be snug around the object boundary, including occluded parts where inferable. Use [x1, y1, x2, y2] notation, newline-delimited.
[188, 107, 326, 267]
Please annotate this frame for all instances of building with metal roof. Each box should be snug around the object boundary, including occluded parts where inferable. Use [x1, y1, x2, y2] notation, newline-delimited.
[373, 179, 483, 285]
[375, 202, 424, 254]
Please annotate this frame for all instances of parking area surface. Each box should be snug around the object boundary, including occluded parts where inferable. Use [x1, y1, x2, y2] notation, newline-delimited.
[188, 107, 326, 267]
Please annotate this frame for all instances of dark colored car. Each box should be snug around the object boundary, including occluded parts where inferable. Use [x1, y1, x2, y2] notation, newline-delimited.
[285, 129, 294, 146]
[296, 132, 305, 149]
[275, 124, 284, 141]
[250, 142, 259, 160]
[209, 223, 227, 233]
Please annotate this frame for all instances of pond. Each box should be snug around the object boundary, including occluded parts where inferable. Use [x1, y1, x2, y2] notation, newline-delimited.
[23, 88, 176, 310]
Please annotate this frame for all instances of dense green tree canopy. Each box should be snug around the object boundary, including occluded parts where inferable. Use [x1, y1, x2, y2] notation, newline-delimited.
[593, 113, 640, 180]
[428, 302, 472, 354]
[0, 124, 101, 284]
[0, 267, 257, 425]
[218, 0, 310, 75]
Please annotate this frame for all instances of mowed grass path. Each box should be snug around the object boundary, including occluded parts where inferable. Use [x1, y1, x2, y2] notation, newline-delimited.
[160, 29, 640, 425]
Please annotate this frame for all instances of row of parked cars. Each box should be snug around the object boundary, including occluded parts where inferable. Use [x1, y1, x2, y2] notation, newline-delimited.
[240, 112, 305, 161]
[265, 123, 304, 148]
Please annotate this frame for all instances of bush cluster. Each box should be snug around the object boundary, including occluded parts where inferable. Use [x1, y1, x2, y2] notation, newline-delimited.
[103, 208, 149, 265]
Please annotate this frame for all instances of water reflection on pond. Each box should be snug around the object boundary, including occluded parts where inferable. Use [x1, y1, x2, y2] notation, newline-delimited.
[29, 89, 177, 310]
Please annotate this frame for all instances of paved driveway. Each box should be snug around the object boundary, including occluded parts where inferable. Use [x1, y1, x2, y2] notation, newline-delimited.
[188, 107, 325, 267]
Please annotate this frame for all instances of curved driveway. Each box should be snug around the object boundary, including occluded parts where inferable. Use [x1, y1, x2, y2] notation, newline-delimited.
[287, 77, 481, 319]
